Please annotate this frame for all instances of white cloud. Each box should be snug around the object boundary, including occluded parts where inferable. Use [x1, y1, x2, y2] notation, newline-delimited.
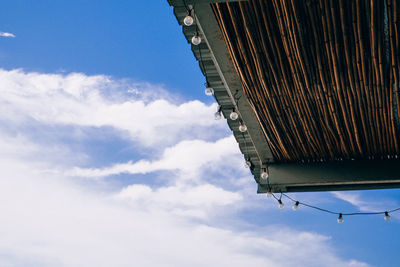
[0, 69, 371, 266]
[332, 192, 371, 211]
[116, 183, 243, 219]
[0, 32, 15, 38]
[68, 136, 241, 179]
[0, 148, 368, 267]
[0, 68, 225, 147]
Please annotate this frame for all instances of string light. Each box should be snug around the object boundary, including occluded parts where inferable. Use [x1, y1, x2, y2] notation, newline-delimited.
[245, 159, 252, 168]
[214, 105, 222, 121]
[205, 82, 214, 96]
[183, 11, 194, 26]
[266, 192, 400, 223]
[260, 168, 268, 180]
[337, 213, 344, 224]
[239, 121, 247, 132]
[292, 201, 300, 211]
[191, 34, 201, 45]
[182, 0, 194, 26]
[278, 199, 285, 209]
[384, 211, 391, 222]
[229, 109, 238, 120]
[214, 111, 222, 120]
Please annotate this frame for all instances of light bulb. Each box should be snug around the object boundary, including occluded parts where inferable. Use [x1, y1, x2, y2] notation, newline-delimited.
[205, 87, 214, 96]
[260, 169, 268, 180]
[245, 159, 251, 168]
[214, 111, 222, 120]
[292, 201, 300, 211]
[183, 15, 194, 26]
[337, 213, 344, 224]
[229, 110, 238, 120]
[278, 199, 285, 209]
[267, 191, 273, 198]
[191, 35, 201, 45]
[239, 122, 247, 132]
[384, 211, 391, 222]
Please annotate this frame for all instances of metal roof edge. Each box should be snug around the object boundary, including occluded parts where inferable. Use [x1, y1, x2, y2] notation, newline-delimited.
[168, 0, 274, 185]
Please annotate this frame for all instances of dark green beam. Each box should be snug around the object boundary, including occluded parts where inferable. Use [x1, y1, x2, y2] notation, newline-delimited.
[258, 159, 400, 193]
[194, 3, 274, 169]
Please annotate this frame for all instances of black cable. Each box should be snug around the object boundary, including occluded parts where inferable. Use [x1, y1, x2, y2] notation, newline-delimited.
[182, 0, 192, 13]
[271, 192, 279, 201]
[265, 192, 400, 218]
[233, 89, 242, 103]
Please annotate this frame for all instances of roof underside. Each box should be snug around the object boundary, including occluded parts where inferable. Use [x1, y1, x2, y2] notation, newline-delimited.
[168, 0, 400, 192]
[213, 0, 400, 163]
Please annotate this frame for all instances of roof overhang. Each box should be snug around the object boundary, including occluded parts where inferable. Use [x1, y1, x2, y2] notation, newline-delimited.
[167, 0, 400, 193]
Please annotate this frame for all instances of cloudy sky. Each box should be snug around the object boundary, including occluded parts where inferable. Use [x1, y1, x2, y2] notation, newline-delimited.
[0, 1, 399, 266]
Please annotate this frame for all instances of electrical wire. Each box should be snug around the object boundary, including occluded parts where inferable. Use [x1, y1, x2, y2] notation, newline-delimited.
[267, 192, 400, 218]
[182, 0, 193, 13]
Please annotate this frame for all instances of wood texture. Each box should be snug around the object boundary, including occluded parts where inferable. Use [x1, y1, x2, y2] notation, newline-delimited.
[213, 0, 400, 163]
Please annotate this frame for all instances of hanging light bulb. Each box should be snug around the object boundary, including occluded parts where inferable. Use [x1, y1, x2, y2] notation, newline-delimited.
[292, 201, 300, 211]
[239, 121, 247, 132]
[214, 106, 222, 120]
[205, 87, 214, 96]
[183, 11, 194, 26]
[260, 168, 268, 180]
[245, 159, 251, 168]
[214, 111, 222, 120]
[337, 213, 344, 224]
[278, 199, 285, 209]
[266, 190, 273, 198]
[204, 83, 214, 96]
[191, 34, 201, 45]
[384, 211, 391, 222]
[229, 109, 238, 120]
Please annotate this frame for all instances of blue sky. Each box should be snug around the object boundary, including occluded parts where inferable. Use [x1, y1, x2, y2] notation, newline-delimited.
[0, 1, 399, 266]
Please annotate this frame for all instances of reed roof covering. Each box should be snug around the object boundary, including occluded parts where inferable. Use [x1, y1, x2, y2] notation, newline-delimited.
[213, 0, 400, 163]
